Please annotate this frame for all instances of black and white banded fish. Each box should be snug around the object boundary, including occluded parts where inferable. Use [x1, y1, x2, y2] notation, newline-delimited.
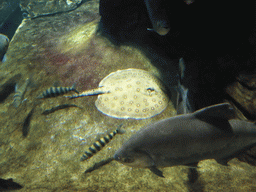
[37, 83, 79, 99]
[81, 124, 125, 161]
[13, 78, 30, 108]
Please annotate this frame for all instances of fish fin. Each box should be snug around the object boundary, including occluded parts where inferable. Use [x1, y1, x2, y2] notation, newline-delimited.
[179, 58, 185, 80]
[116, 123, 125, 134]
[14, 83, 18, 92]
[216, 159, 229, 166]
[71, 83, 76, 88]
[37, 95, 43, 99]
[194, 103, 236, 120]
[149, 166, 164, 178]
[147, 28, 154, 31]
[176, 82, 193, 115]
[176, 58, 194, 115]
[71, 83, 79, 93]
[185, 162, 199, 168]
[2, 54, 7, 62]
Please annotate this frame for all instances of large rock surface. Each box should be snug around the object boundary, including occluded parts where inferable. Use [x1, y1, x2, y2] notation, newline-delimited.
[0, 0, 256, 191]
[20, 0, 83, 18]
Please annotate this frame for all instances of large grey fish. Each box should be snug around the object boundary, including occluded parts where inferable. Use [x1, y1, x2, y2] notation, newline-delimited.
[114, 103, 256, 177]
[144, 0, 170, 36]
[0, 33, 9, 62]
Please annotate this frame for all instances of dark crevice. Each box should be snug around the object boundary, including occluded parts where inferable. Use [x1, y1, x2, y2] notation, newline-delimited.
[0, 74, 21, 104]
[0, 83, 15, 103]
[237, 79, 256, 91]
[22, 107, 35, 137]
[224, 92, 256, 120]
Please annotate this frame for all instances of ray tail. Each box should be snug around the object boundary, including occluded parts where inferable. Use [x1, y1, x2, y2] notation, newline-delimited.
[68, 87, 108, 99]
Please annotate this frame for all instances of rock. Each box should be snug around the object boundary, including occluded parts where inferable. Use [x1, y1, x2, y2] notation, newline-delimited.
[226, 79, 256, 120]
[0, 0, 256, 191]
[20, 0, 83, 18]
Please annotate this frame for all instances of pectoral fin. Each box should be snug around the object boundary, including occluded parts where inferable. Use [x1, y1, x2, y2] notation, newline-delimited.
[149, 166, 164, 178]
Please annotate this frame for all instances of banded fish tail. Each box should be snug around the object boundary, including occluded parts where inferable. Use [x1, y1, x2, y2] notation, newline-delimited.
[80, 124, 125, 161]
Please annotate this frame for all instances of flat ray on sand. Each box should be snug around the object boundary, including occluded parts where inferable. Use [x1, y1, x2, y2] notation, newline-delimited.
[69, 68, 169, 119]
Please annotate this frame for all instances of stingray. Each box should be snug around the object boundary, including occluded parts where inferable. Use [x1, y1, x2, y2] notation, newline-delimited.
[69, 68, 169, 119]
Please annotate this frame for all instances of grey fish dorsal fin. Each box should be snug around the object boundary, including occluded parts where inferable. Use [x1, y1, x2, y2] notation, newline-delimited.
[193, 103, 236, 120]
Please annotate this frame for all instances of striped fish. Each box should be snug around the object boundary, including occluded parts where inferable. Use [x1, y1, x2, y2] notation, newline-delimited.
[81, 124, 125, 161]
[13, 78, 30, 108]
[37, 83, 79, 99]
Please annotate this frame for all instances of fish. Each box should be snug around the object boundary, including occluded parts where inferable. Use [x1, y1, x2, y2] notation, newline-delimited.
[0, 178, 22, 191]
[176, 58, 194, 115]
[0, 33, 9, 62]
[84, 158, 114, 174]
[176, 82, 193, 115]
[184, 0, 194, 5]
[68, 68, 169, 119]
[42, 104, 82, 115]
[144, 0, 170, 36]
[22, 107, 36, 137]
[13, 78, 30, 108]
[113, 103, 256, 177]
[81, 124, 125, 161]
[37, 83, 79, 99]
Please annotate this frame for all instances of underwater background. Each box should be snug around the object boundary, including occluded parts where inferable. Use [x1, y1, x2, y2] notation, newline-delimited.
[0, 0, 256, 191]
